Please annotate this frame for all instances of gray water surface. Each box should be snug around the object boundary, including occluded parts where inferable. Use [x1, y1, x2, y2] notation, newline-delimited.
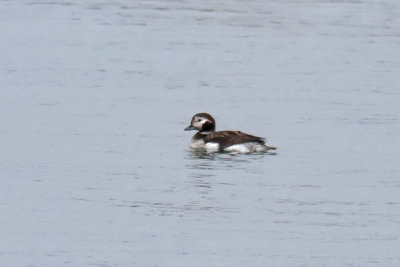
[1, 0, 400, 266]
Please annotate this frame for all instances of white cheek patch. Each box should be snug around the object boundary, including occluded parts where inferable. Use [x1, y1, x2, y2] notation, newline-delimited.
[194, 118, 207, 128]
[205, 142, 219, 152]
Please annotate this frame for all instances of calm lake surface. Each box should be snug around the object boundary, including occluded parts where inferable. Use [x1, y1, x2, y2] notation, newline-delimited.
[1, 0, 400, 266]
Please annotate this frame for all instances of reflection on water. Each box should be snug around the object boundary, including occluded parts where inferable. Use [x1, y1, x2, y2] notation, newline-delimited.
[118, 200, 239, 217]
[184, 149, 272, 181]
[185, 149, 274, 168]
[186, 149, 276, 160]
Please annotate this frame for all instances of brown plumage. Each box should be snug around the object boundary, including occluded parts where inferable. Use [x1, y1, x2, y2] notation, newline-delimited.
[203, 131, 266, 150]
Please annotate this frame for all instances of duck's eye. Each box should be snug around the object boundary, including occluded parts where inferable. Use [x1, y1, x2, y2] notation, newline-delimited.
[197, 119, 202, 122]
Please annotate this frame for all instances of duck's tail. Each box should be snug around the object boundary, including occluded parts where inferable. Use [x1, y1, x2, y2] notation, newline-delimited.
[265, 145, 277, 150]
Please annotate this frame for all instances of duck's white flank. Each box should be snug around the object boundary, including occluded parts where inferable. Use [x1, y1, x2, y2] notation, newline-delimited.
[204, 142, 219, 152]
[224, 142, 267, 153]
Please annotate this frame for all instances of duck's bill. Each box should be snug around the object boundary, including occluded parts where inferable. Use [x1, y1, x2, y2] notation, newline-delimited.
[184, 125, 195, 131]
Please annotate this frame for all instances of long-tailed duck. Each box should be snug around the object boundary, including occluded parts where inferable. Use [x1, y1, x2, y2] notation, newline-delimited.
[184, 113, 276, 153]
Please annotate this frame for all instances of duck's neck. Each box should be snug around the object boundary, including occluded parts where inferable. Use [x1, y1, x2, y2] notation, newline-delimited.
[193, 131, 212, 140]
[201, 121, 215, 132]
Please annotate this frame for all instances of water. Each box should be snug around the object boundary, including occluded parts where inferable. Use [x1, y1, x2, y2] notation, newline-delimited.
[1, 0, 400, 266]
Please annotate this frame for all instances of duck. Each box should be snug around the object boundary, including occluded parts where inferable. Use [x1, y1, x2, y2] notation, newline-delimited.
[184, 113, 276, 153]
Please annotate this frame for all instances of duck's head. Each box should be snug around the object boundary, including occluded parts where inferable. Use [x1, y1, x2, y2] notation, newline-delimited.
[184, 113, 216, 132]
